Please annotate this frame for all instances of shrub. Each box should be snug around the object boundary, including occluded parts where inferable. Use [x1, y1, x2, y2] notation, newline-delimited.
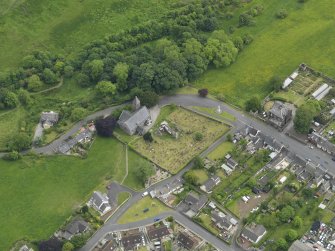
[276, 9, 288, 19]
[143, 132, 154, 142]
[194, 132, 203, 141]
[198, 88, 208, 97]
[3, 151, 21, 161]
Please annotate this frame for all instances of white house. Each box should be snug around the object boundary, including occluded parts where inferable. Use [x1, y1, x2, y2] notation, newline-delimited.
[89, 191, 112, 215]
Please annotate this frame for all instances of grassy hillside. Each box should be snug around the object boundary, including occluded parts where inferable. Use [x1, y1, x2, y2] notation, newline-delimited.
[0, 0, 176, 70]
[0, 137, 148, 250]
[194, 0, 335, 107]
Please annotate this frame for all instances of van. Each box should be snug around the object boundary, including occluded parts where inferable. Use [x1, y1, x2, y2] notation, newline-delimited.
[142, 191, 148, 197]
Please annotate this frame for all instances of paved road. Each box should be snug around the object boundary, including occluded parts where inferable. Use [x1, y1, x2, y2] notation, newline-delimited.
[160, 95, 334, 172]
[81, 211, 239, 251]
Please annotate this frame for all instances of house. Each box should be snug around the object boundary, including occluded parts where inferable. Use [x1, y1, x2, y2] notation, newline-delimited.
[211, 211, 234, 231]
[121, 232, 144, 251]
[40, 111, 59, 129]
[268, 101, 292, 129]
[226, 158, 238, 170]
[221, 163, 233, 175]
[308, 132, 335, 156]
[146, 225, 170, 241]
[177, 232, 198, 250]
[241, 223, 267, 244]
[89, 191, 112, 215]
[200, 175, 221, 193]
[118, 106, 151, 135]
[288, 240, 313, 251]
[61, 219, 90, 240]
[155, 178, 183, 199]
[182, 192, 208, 217]
[19, 245, 33, 251]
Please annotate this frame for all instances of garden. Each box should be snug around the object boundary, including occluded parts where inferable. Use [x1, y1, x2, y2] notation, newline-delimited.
[130, 106, 230, 174]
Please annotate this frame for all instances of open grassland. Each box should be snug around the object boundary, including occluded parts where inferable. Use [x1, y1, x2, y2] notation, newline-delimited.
[194, 0, 335, 107]
[0, 0, 176, 70]
[131, 106, 229, 174]
[117, 197, 170, 224]
[0, 137, 146, 250]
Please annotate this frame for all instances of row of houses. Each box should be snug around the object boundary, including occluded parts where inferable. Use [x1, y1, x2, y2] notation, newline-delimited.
[309, 131, 335, 156]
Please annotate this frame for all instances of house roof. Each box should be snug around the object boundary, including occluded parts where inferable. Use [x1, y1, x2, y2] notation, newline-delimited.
[241, 224, 266, 243]
[121, 233, 143, 250]
[202, 179, 216, 192]
[132, 96, 141, 109]
[288, 240, 313, 251]
[309, 132, 335, 154]
[91, 191, 108, 208]
[118, 106, 150, 133]
[184, 192, 208, 213]
[41, 111, 59, 123]
[177, 232, 196, 250]
[226, 158, 238, 168]
[147, 226, 170, 241]
[64, 219, 89, 238]
[269, 101, 289, 120]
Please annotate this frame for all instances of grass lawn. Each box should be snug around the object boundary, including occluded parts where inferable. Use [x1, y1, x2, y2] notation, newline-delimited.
[117, 192, 131, 205]
[188, 169, 209, 185]
[131, 106, 230, 173]
[0, 0, 176, 70]
[0, 107, 27, 151]
[198, 213, 220, 236]
[0, 137, 145, 250]
[117, 197, 170, 224]
[208, 141, 234, 161]
[194, 0, 335, 107]
[191, 106, 236, 122]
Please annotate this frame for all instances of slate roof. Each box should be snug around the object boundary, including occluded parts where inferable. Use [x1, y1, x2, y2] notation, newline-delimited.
[118, 106, 150, 134]
[177, 232, 196, 250]
[269, 101, 289, 120]
[184, 192, 208, 213]
[226, 158, 238, 169]
[309, 132, 335, 154]
[241, 224, 266, 243]
[65, 220, 89, 235]
[121, 232, 143, 251]
[41, 111, 59, 124]
[147, 226, 170, 241]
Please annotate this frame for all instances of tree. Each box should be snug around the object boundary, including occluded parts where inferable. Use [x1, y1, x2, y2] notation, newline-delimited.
[184, 171, 199, 185]
[143, 132, 154, 142]
[193, 156, 204, 169]
[285, 229, 298, 242]
[245, 97, 262, 112]
[294, 100, 321, 133]
[198, 88, 208, 97]
[64, 65, 74, 78]
[95, 81, 116, 97]
[27, 74, 43, 91]
[194, 132, 203, 141]
[88, 59, 104, 81]
[270, 76, 282, 92]
[62, 242, 74, 251]
[136, 90, 159, 108]
[70, 107, 87, 122]
[276, 238, 288, 251]
[74, 72, 90, 87]
[205, 38, 238, 68]
[6, 133, 31, 151]
[38, 237, 62, 251]
[95, 116, 117, 137]
[239, 13, 255, 27]
[278, 205, 295, 223]
[2, 91, 18, 108]
[70, 235, 87, 249]
[18, 89, 32, 106]
[302, 188, 313, 199]
[42, 68, 58, 85]
[135, 162, 155, 185]
[292, 216, 303, 228]
[113, 62, 129, 91]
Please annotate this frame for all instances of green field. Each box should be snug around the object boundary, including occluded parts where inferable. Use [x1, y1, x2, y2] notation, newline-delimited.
[194, 0, 335, 107]
[0, 0, 176, 70]
[0, 137, 146, 250]
[117, 197, 170, 224]
[208, 141, 234, 161]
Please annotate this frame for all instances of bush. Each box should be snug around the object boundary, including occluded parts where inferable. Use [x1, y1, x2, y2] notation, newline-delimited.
[3, 151, 21, 161]
[194, 132, 203, 141]
[6, 133, 31, 151]
[143, 132, 154, 142]
[245, 97, 262, 112]
[276, 9, 288, 19]
[70, 107, 87, 122]
[285, 229, 298, 242]
[198, 88, 208, 97]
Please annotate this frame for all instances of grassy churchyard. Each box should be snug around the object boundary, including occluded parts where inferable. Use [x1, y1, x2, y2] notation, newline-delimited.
[130, 106, 230, 173]
[117, 197, 170, 224]
[0, 137, 148, 250]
